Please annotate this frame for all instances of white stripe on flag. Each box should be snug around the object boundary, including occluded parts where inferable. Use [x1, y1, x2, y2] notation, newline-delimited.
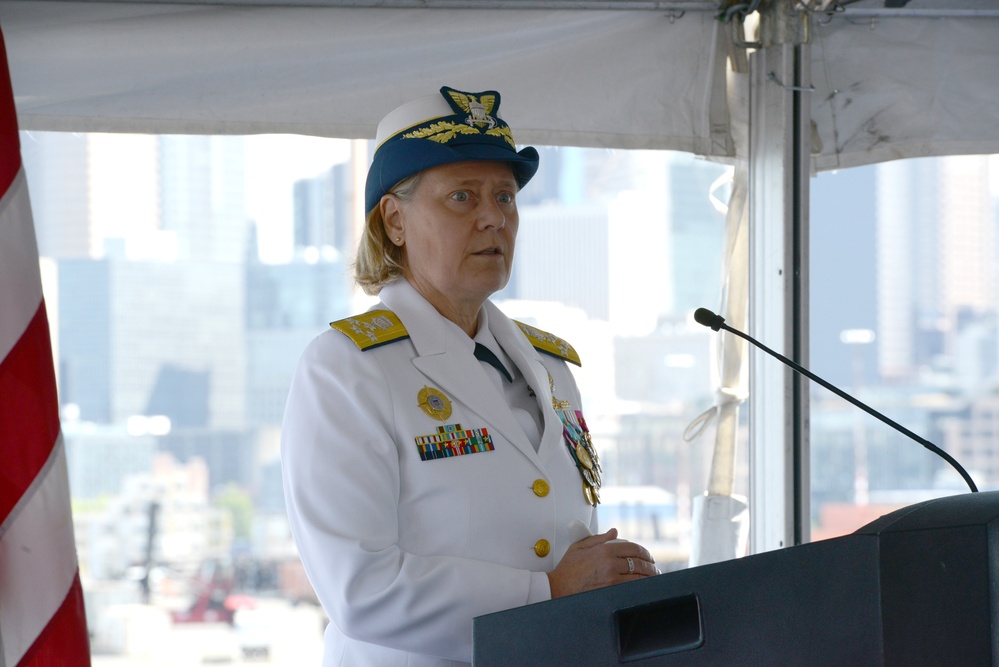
[0, 438, 79, 666]
[0, 169, 42, 361]
[0, 23, 89, 665]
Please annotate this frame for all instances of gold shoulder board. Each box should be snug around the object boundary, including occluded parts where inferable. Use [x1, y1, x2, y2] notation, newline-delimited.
[515, 321, 581, 367]
[330, 310, 410, 351]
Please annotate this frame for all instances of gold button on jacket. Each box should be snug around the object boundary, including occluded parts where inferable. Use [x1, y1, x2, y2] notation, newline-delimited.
[534, 539, 551, 558]
[532, 479, 550, 497]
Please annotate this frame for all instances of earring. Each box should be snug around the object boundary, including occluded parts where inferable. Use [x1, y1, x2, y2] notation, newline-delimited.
[395, 237, 402, 245]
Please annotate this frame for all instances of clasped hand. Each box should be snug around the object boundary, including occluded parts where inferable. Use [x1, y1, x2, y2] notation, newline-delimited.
[546, 528, 656, 599]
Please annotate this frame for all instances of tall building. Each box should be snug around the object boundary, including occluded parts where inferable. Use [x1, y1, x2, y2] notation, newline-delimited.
[64, 424, 158, 501]
[292, 161, 354, 257]
[58, 258, 246, 429]
[810, 388, 953, 507]
[667, 153, 728, 318]
[809, 164, 879, 389]
[245, 257, 352, 427]
[24, 132, 251, 263]
[876, 156, 996, 382]
[937, 156, 996, 319]
[160, 135, 249, 263]
[940, 394, 999, 487]
[21, 132, 94, 258]
[512, 150, 726, 327]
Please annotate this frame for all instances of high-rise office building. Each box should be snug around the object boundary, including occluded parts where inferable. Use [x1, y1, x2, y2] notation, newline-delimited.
[810, 164, 879, 389]
[941, 394, 999, 486]
[292, 164, 336, 249]
[64, 425, 158, 501]
[160, 135, 249, 263]
[876, 156, 996, 382]
[21, 132, 95, 258]
[58, 258, 246, 429]
[292, 161, 355, 258]
[667, 153, 728, 318]
[24, 132, 251, 263]
[245, 257, 352, 427]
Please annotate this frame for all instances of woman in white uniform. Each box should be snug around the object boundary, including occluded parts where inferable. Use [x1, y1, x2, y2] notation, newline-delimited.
[282, 86, 657, 667]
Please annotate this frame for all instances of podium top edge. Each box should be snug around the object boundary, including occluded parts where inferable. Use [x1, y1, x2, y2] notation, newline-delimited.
[853, 490, 999, 535]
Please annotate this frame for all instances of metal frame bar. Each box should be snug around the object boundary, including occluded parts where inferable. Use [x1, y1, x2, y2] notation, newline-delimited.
[747, 1, 811, 554]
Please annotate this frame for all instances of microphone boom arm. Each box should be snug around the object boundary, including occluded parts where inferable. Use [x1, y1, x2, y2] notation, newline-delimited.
[711, 316, 978, 494]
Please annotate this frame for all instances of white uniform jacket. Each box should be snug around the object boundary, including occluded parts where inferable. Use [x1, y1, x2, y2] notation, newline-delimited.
[281, 279, 598, 667]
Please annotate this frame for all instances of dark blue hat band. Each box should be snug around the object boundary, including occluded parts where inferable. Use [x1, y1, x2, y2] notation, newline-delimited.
[365, 87, 539, 214]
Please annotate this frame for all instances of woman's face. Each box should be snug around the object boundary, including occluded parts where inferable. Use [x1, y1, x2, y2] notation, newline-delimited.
[382, 160, 520, 313]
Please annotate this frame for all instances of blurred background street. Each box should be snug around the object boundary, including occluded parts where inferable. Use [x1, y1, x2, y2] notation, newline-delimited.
[90, 597, 324, 666]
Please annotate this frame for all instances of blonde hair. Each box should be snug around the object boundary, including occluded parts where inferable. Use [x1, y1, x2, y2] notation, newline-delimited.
[353, 173, 422, 295]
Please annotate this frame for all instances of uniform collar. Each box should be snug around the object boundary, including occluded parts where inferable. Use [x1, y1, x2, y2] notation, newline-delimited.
[379, 278, 558, 463]
[379, 278, 465, 357]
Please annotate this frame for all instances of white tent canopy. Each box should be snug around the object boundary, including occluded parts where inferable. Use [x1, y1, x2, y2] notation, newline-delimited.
[2, 0, 997, 558]
[2, 1, 996, 167]
[1, 2, 730, 152]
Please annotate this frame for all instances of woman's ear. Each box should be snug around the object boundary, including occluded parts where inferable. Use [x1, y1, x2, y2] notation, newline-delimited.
[381, 195, 404, 246]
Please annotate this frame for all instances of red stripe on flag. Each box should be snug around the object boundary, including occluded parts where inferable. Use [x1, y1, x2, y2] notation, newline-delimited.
[0, 302, 60, 525]
[0, 25, 21, 192]
[16, 572, 92, 667]
[0, 23, 91, 666]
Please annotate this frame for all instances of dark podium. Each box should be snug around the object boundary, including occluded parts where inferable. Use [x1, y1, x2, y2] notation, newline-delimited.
[473, 491, 999, 666]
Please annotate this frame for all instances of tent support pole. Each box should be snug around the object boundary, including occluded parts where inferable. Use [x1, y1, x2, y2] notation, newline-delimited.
[747, 2, 811, 554]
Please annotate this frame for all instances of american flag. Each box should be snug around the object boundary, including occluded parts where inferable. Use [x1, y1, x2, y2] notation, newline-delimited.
[0, 26, 91, 666]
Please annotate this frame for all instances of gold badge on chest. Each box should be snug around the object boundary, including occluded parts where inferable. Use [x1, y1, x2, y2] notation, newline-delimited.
[417, 385, 453, 422]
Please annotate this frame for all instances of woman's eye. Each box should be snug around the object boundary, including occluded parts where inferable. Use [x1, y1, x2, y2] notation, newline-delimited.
[451, 191, 469, 202]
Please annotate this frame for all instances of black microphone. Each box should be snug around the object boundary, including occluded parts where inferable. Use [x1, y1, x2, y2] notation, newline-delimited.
[693, 307, 978, 493]
[693, 307, 726, 332]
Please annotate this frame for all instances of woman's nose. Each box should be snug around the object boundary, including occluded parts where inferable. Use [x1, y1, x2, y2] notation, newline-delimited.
[477, 199, 507, 229]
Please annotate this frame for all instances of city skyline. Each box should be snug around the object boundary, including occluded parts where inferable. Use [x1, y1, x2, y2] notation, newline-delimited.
[20, 133, 999, 640]
[24, 132, 999, 489]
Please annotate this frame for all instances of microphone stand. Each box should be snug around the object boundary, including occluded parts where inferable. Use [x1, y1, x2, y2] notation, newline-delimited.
[694, 308, 978, 494]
